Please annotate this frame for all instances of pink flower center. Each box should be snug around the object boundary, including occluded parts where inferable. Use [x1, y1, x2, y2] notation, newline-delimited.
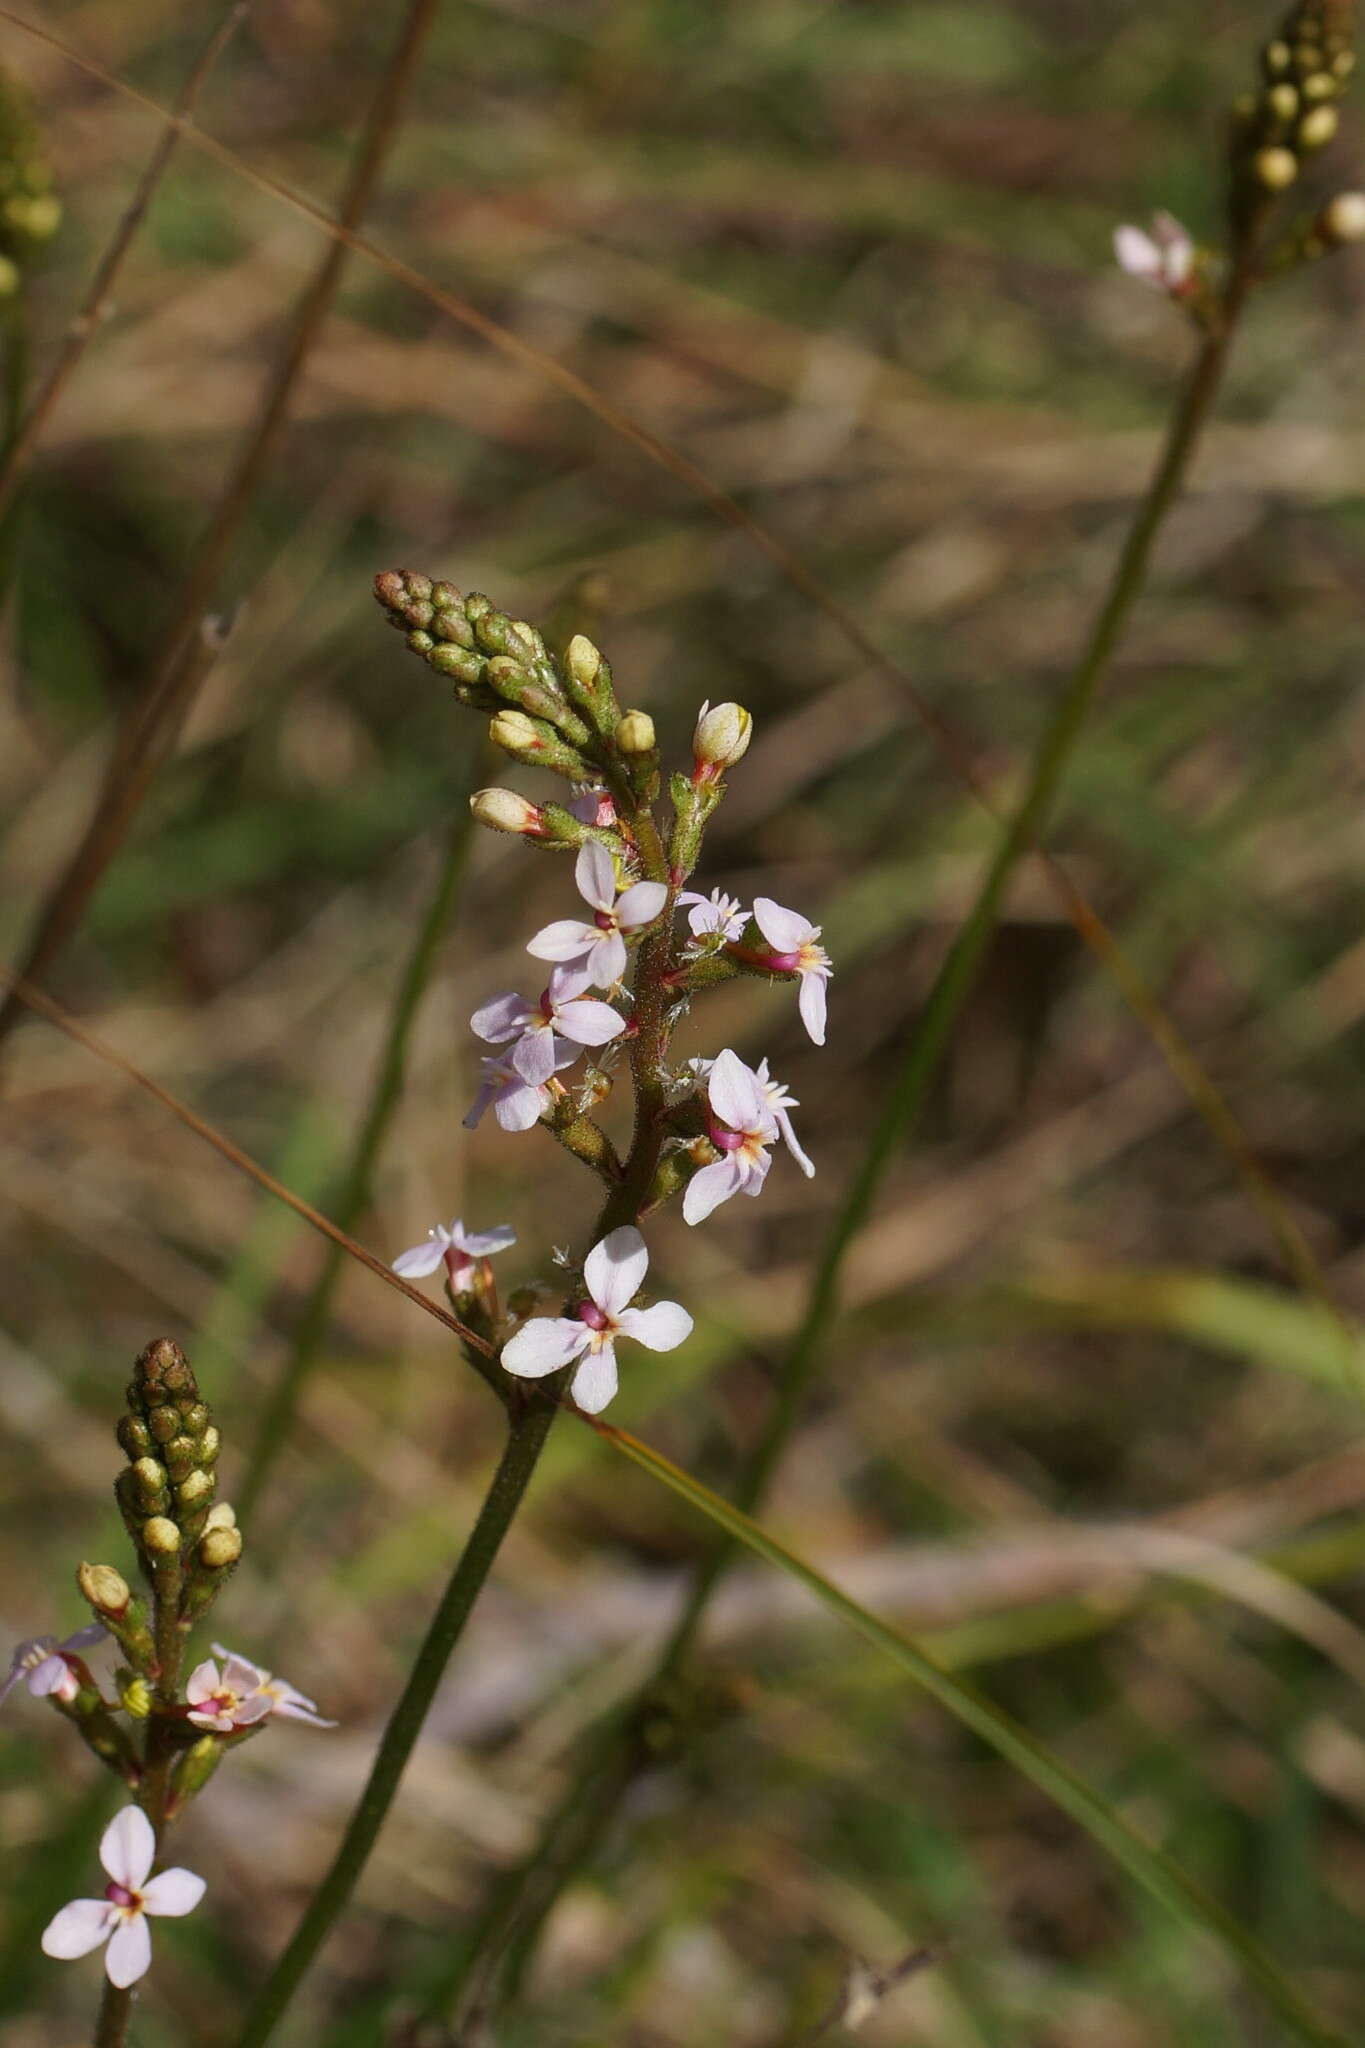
[765, 949, 801, 972]
[593, 909, 618, 933]
[707, 1118, 745, 1153]
[578, 1299, 609, 1331]
[104, 1883, 139, 1912]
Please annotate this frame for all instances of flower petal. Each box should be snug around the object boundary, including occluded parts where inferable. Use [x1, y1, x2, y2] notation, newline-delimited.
[798, 971, 828, 1046]
[586, 931, 627, 989]
[41, 1899, 113, 1961]
[575, 841, 617, 911]
[615, 1301, 693, 1352]
[268, 1683, 337, 1728]
[105, 1914, 152, 1988]
[511, 1023, 560, 1085]
[584, 1225, 648, 1318]
[752, 897, 814, 952]
[774, 1107, 816, 1178]
[100, 1806, 155, 1890]
[28, 1653, 74, 1697]
[454, 1224, 517, 1257]
[614, 880, 667, 932]
[461, 1082, 497, 1131]
[184, 1659, 221, 1707]
[62, 1623, 109, 1654]
[141, 1868, 207, 1919]
[552, 998, 624, 1048]
[570, 1343, 618, 1414]
[526, 918, 597, 963]
[469, 991, 530, 1044]
[683, 1156, 742, 1225]
[501, 1317, 588, 1378]
[1114, 224, 1159, 278]
[392, 1237, 449, 1278]
[707, 1048, 769, 1135]
[493, 1080, 546, 1133]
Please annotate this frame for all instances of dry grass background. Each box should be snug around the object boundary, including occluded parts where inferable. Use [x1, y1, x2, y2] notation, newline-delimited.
[2, 1, 1365, 2042]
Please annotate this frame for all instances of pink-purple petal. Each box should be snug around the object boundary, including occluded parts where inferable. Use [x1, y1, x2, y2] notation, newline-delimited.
[683, 1156, 743, 1225]
[501, 1317, 588, 1378]
[587, 930, 628, 988]
[575, 841, 617, 911]
[615, 1301, 692, 1352]
[570, 1344, 619, 1414]
[706, 1048, 768, 1135]
[554, 998, 624, 1047]
[470, 991, 531, 1043]
[100, 1806, 155, 1890]
[456, 1224, 517, 1257]
[615, 880, 667, 931]
[511, 1023, 561, 1085]
[527, 918, 598, 963]
[584, 1225, 649, 1317]
[493, 1080, 546, 1133]
[392, 1236, 450, 1278]
[28, 1654, 73, 1696]
[41, 1899, 113, 1961]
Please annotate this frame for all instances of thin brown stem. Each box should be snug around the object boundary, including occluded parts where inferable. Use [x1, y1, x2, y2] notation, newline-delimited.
[0, 3, 247, 523]
[0, 0, 439, 1057]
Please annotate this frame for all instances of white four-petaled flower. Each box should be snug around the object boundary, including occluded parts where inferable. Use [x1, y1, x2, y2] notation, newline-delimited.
[392, 1217, 517, 1290]
[684, 1048, 780, 1225]
[499, 1225, 692, 1414]
[1, 1624, 105, 1707]
[471, 971, 625, 1085]
[680, 886, 747, 942]
[1113, 211, 1194, 295]
[185, 1645, 336, 1732]
[526, 843, 667, 994]
[41, 1807, 205, 1988]
[750, 898, 831, 1046]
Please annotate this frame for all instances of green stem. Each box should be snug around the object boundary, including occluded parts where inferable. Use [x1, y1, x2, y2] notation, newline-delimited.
[233, 1395, 558, 2048]
[94, 1981, 133, 2048]
[236, 809, 474, 1527]
[442, 272, 1259, 2030]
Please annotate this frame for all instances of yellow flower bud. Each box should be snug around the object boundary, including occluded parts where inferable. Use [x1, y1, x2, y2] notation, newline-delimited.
[1254, 145, 1299, 190]
[76, 1562, 130, 1617]
[692, 700, 753, 777]
[1266, 82, 1300, 121]
[614, 709, 656, 756]
[1322, 191, 1365, 242]
[490, 709, 541, 755]
[141, 1516, 180, 1555]
[1298, 104, 1339, 148]
[470, 787, 543, 836]
[565, 633, 603, 687]
[198, 1525, 243, 1569]
[204, 1501, 237, 1531]
[121, 1678, 152, 1719]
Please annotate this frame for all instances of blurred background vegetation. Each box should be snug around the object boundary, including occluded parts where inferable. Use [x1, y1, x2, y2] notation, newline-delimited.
[2, 1, 1365, 2041]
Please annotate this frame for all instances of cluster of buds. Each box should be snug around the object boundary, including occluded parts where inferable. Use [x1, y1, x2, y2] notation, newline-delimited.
[0, 68, 59, 296]
[1117, 1, 1360, 312]
[5, 1339, 333, 1991]
[380, 574, 829, 1413]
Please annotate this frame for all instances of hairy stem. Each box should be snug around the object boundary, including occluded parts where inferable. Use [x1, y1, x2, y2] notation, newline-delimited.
[236, 808, 475, 1528]
[441, 262, 1262, 2030]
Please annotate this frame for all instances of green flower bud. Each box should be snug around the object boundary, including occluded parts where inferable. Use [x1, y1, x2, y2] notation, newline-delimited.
[121, 1678, 152, 1719]
[614, 709, 656, 756]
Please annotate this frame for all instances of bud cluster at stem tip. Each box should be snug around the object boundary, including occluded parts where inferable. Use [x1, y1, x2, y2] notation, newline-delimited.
[1232, 0, 1356, 199]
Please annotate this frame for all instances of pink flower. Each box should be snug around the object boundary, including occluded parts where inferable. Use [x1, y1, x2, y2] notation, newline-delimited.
[680, 886, 747, 942]
[392, 1218, 517, 1291]
[41, 1806, 205, 1988]
[750, 897, 831, 1046]
[499, 1225, 692, 1414]
[471, 971, 625, 1086]
[526, 843, 667, 994]
[1113, 212, 1194, 295]
[684, 1048, 779, 1225]
[464, 1045, 578, 1133]
[1, 1624, 105, 1707]
[186, 1646, 336, 1732]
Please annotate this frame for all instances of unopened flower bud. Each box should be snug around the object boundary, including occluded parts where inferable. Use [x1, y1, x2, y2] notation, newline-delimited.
[692, 700, 753, 779]
[1322, 191, 1365, 241]
[1254, 145, 1300, 189]
[1299, 103, 1339, 147]
[1266, 81, 1300, 121]
[77, 1563, 130, 1618]
[204, 1502, 237, 1532]
[0, 254, 18, 298]
[491, 709, 542, 753]
[565, 634, 602, 686]
[1301, 70, 1338, 102]
[175, 1469, 214, 1513]
[614, 709, 656, 756]
[470, 787, 544, 837]
[198, 1526, 243, 1570]
[141, 1516, 180, 1556]
[121, 1678, 152, 1719]
[1264, 38, 1292, 76]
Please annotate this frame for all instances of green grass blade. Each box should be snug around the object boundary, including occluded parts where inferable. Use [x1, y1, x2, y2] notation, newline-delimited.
[595, 1419, 1350, 2048]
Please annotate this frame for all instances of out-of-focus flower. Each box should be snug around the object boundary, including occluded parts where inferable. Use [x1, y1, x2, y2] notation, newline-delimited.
[392, 1218, 517, 1291]
[680, 886, 747, 942]
[471, 973, 624, 1085]
[1, 1624, 105, 1707]
[41, 1807, 205, 1988]
[684, 1048, 779, 1224]
[750, 898, 831, 1046]
[499, 1225, 691, 1413]
[527, 843, 667, 993]
[1113, 211, 1195, 294]
[186, 1647, 335, 1732]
